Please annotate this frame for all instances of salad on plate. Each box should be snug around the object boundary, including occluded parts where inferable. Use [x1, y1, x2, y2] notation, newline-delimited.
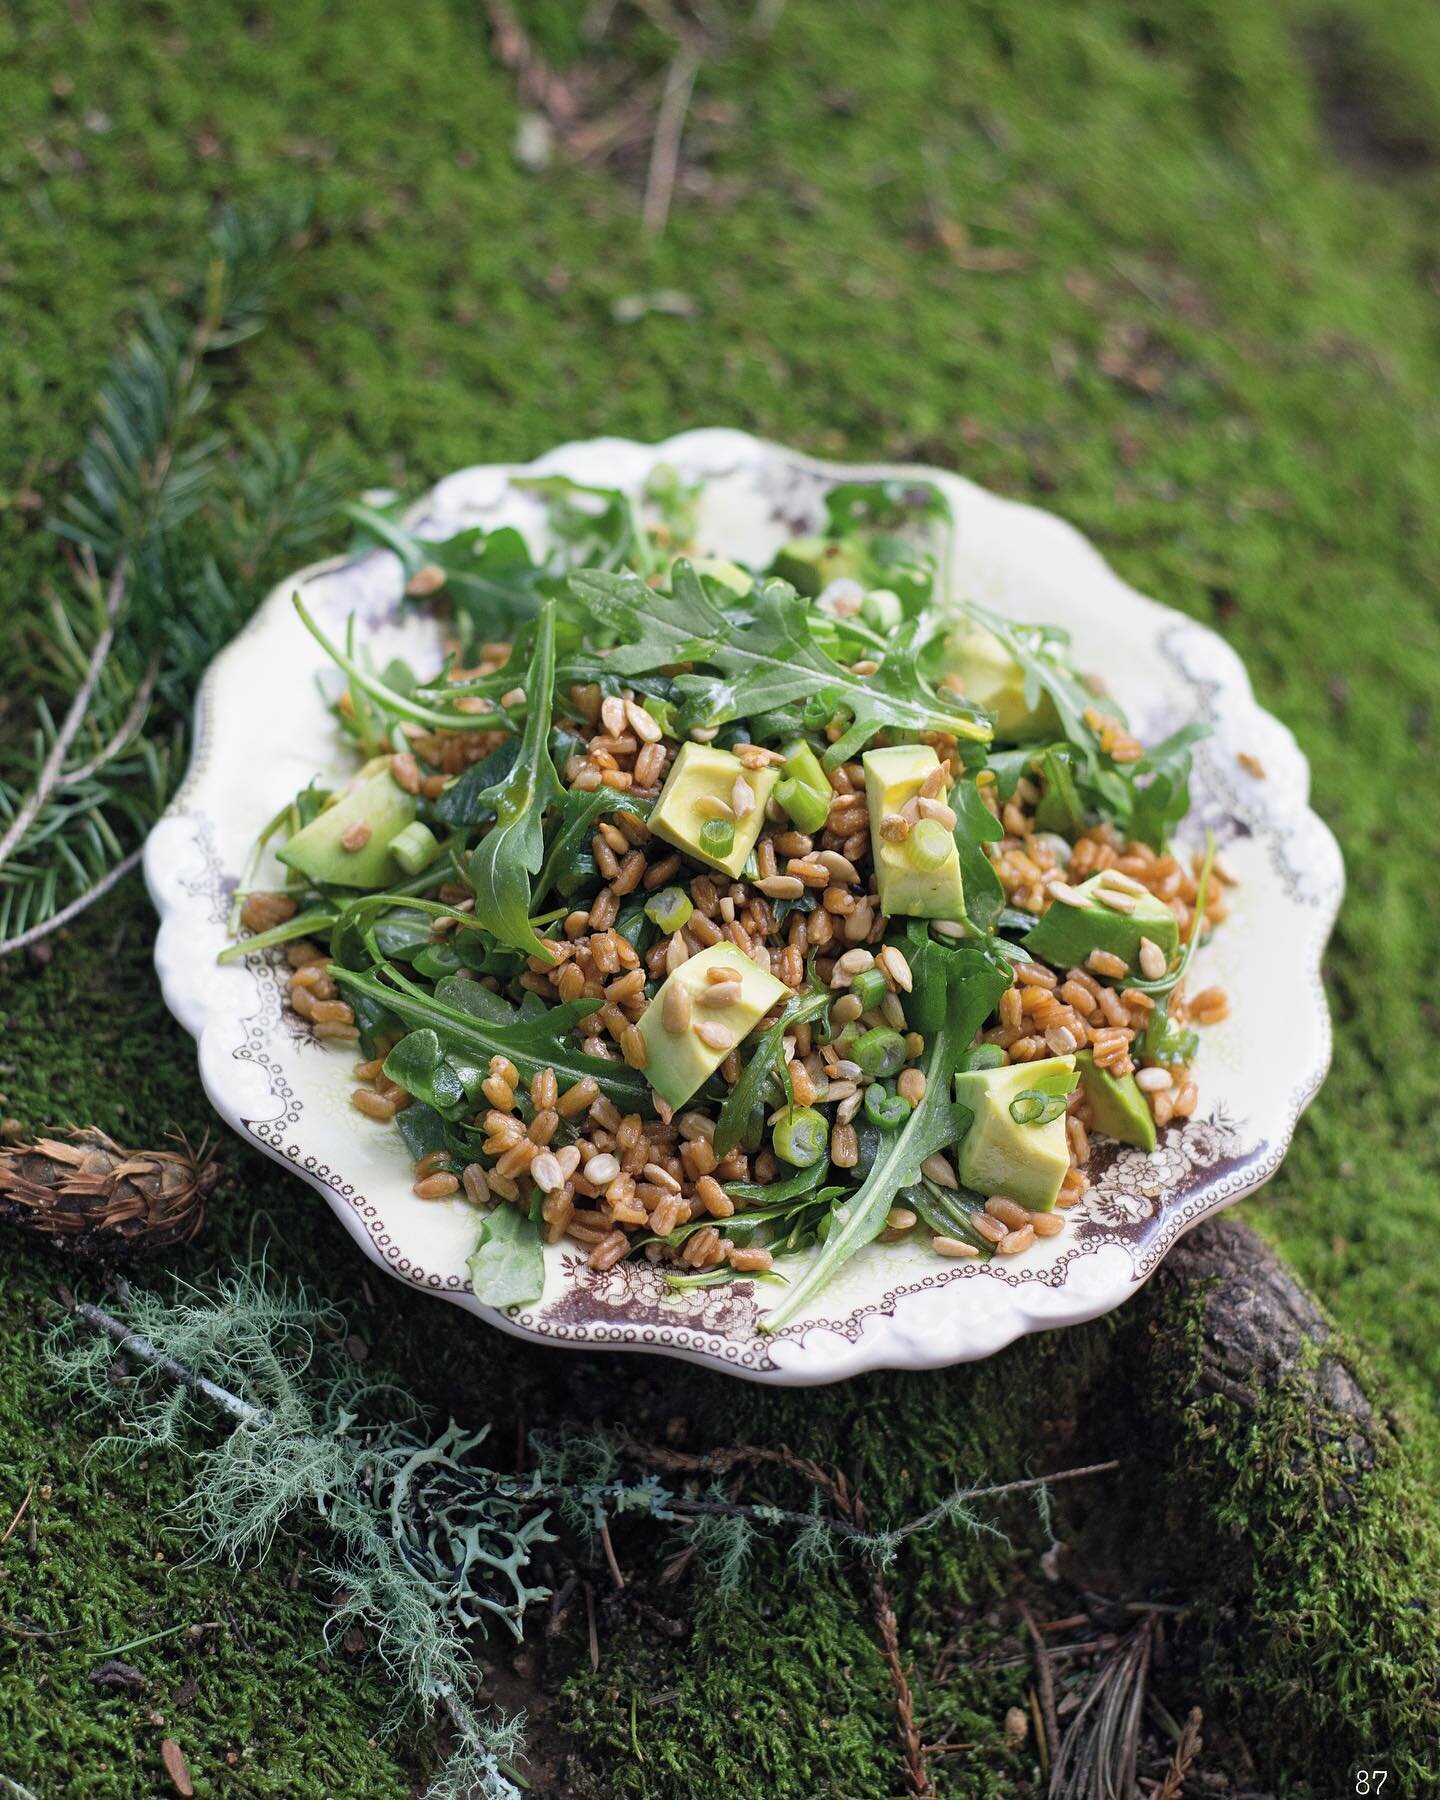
[223, 472, 1232, 1328]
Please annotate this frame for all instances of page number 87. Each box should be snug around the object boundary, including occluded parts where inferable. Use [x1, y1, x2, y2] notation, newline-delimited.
[1356, 1773, 1389, 1794]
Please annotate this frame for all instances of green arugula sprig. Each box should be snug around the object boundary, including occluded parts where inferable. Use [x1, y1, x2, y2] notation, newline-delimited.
[332, 962, 651, 1110]
[292, 595, 522, 736]
[949, 775, 1007, 934]
[344, 470, 672, 648]
[761, 944, 1011, 1332]
[533, 785, 653, 912]
[965, 604, 1208, 850]
[465, 601, 565, 961]
[568, 562, 991, 764]
[712, 985, 834, 1158]
[469, 1203, 546, 1309]
[345, 502, 551, 638]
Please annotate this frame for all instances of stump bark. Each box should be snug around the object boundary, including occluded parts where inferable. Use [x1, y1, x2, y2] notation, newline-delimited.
[1055, 1214, 1440, 1795]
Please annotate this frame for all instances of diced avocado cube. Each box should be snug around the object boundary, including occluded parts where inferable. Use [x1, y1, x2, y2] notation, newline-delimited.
[952, 1055, 1076, 1211]
[277, 770, 417, 890]
[1022, 874, 1179, 982]
[943, 625, 1060, 742]
[692, 557, 754, 597]
[1075, 1050, 1157, 1152]
[862, 745, 966, 922]
[648, 742, 779, 878]
[770, 536, 864, 596]
[636, 943, 789, 1108]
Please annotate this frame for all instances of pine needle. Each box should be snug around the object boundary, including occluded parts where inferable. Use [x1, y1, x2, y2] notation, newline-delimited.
[0, 200, 346, 959]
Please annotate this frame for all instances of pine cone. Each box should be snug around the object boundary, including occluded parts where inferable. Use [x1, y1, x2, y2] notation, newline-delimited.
[0, 1128, 219, 1256]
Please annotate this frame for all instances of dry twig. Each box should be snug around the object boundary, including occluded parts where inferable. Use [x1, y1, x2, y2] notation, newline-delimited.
[641, 47, 701, 236]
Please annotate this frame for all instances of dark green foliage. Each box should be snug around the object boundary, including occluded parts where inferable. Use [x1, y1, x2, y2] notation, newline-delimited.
[3, 0, 1440, 1792]
[468, 1201, 546, 1308]
[569, 561, 990, 753]
[462, 602, 565, 961]
[763, 946, 1011, 1328]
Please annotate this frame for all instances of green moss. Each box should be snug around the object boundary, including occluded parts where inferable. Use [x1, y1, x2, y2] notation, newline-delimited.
[1133, 1277, 1440, 1794]
[3, 0, 1440, 1790]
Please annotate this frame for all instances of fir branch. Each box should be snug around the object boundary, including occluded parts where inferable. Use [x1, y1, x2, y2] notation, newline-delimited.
[0, 199, 336, 960]
[0, 556, 129, 879]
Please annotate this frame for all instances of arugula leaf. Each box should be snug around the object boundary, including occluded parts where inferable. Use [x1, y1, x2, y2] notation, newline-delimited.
[466, 600, 565, 960]
[295, 593, 522, 737]
[431, 739, 522, 827]
[760, 947, 1011, 1331]
[712, 986, 833, 1158]
[330, 961, 653, 1110]
[979, 746, 1033, 799]
[569, 563, 990, 762]
[514, 475, 658, 576]
[382, 1027, 485, 1118]
[533, 785, 652, 912]
[434, 973, 519, 1024]
[1126, 724, 1208, 852]
[218, 903, 340, 965]
[345, 502, 549, 637]
[394, 1100, 450, 1162]
[645, 1169, 839, 1253]
[823, 478, 952, 536]
[728, 1160, 834, 1208]
[949, 776, 1005, 934]
[965, 604, 1208, 850]
[468, 1202, 546, 1309]
[1033, 746, 1086, 838]
[822, 479, 954, 610]
[906, 1177, 995, 1259]
[967, 604, 1103, 744]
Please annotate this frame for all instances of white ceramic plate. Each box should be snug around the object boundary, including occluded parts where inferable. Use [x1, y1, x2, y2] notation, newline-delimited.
[145, 429, 1342, 1384]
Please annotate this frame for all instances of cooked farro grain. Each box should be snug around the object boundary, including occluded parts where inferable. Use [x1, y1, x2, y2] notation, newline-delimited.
[413, 1172, 460, 1199]
[897, 1068, 926, 1106]
[729, 1245, 773, 1271]
[240, 891, 297, 933]
[351, 1088, 397, 1121]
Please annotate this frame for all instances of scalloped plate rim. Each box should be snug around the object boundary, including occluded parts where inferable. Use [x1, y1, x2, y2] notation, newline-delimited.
[144, 427, 1343, 1385]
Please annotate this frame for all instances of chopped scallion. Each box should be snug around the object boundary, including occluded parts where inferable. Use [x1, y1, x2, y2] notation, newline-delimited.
[852, 1027, 907, 1078]
[644, 886, 693, 934]
[698, 817, 736, 859]
[390, 821, 441, 876]
[1008, 1089, 1067, 1126]
[905, 817, 951, 872]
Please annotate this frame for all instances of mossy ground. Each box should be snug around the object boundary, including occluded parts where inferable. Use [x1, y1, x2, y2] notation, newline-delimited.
[2, 0, 1439, 1793]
